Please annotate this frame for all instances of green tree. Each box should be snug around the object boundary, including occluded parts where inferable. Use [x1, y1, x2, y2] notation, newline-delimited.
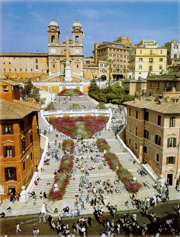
[20, 79, 45, 104]
[88, 79, 100, 94]
[44, 102, 56, 111]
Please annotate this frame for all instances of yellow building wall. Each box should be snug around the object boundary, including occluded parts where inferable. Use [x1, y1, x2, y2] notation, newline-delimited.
[52, 86, 59, 94]
[83, 86, 89, 93]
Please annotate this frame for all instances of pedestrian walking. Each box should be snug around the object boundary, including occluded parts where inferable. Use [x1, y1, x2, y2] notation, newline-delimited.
[38, 213, 42, 223]
[33, 198, 36, 206]
[16, 223, 21, 233]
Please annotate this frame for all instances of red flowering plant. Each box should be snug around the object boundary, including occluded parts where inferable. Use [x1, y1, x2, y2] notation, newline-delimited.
[96, 138, 110, 152]
[101, 140, 141, 193]
[48, 155, 74, 200]
[62, 139, 75, 154]
[48, 116, 108, 139]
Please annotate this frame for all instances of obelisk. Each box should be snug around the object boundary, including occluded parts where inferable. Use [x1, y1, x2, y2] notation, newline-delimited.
[64, 32, 72, 82]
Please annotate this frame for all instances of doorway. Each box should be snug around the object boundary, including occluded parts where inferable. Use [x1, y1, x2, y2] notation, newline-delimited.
[167, 174, 173, 185]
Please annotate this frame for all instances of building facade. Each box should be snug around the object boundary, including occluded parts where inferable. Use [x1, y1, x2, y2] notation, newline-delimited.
[47, 18, 84, 77]
[146, 74, 180, 97]
[128, 39, 167, 80]
[93, 36, 133, 80]
[164, 40, 180, 66]
[124, 96, 180, 185]
[0, 80, 40, 199]
[0, 19, 84, 81]
[0, 52, 48, 81]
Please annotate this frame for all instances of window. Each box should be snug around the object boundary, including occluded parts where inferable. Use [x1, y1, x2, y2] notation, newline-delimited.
[136, 111, 138, 119]
[159, 66, 163, 70]
[144, 146, 148, 154]
[159, 58, 163, 61]
[128, 138, 131, 146]
[9, 62, 11, 64]
[155, 135, 161, 146]
[140, 50, 142, 54]
[139, 58, 143, 62]
[156, 153, 160, 163]
[5, 167, 17, 181]
[144, 112, 149, 121]
[3, 146, 15, 157]
[15, 68, 16, 71]
[158, 115, 161, 126]
[9, 68, 11, 72]
[150, 50, 153, 55]
[23, 161, 26, 171]
[129, 123, 131, 132]
[51, 35, 55, 43]
[166, 156, 175, 164]
[35, 59, 38, 63]
[2, 124, 13, 134]
[170, 117, 175, 127]
[129, 108, 131, 116]
[20, 121, 24, 132]
[36, 65, 38, 70]
[75, 36, 79, 43]
[157, 82, 160, 88]
[31, 68, 33, 71]
[174, 44, 178, 49]
[25, 68, 27, 71]
[53, 64, 55, 68]
[167, 137, 176, 148]
[139, 65, 142, 70]
[3, 85, 9, 92]
[135, 127, 138, 136]
[149, 58, 153, 63]
[77, 65, 79, 68]
[22, 140, 26, 153]
[135, 143, 137, 150]
[160, 50, 163, 54]
[144, 129, 149, 139]
[149, 66, 153, 71]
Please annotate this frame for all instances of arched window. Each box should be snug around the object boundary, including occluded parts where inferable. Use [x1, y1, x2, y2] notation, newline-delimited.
[174, 54, 177, 59]
[174, 44, 178, 49]
[51, 35, 55, 43]
[75, 36, 79, 43]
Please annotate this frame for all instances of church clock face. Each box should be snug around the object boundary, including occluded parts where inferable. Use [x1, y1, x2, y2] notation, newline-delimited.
[51, 48, 56, 53]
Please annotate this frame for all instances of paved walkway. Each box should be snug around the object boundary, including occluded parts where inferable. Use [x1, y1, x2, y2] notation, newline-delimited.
[1, 94, 180, 217]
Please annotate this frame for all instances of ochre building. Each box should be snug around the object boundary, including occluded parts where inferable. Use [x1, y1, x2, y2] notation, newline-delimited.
[124, 95, 180, 185]
[93, 36, 134, 80]
[128, 39, 167, 80]
[0, 80, 40, 200]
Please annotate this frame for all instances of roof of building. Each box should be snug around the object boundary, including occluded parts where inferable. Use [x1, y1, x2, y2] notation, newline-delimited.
[0, 99, 40, 120]
[0, 79, 19, 86]
[48, 18, 59, 27]
[73, 19, 82, 27]
[123, 96, 180, 114]
[0, 53, 48, 57]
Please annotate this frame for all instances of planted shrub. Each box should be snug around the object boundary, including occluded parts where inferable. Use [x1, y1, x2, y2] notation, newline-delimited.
[101, 140, 141, 193]
[48, 155, 74, 200]
[96, 138, 110, 152]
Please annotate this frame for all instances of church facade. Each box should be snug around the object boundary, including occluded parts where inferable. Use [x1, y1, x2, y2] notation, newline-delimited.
[0, 19, 84, 81]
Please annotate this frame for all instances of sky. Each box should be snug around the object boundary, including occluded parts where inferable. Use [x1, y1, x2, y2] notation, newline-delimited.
[0, 0, 179, 57]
